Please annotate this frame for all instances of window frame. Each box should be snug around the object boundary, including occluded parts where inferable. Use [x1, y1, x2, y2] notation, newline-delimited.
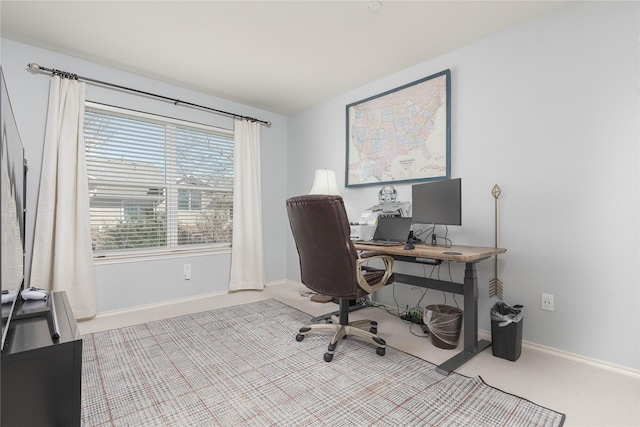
[84, 102, 234, 261]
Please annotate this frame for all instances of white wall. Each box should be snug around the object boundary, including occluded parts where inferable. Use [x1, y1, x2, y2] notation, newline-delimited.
[1, 39, 289, 313]
[287, 2, 639, 370]
[1, 2, 637, 371]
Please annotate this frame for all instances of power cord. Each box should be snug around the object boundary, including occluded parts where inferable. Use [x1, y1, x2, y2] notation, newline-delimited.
[369, 292, 430, 338]
[400, 304, 423, 324]
[410, 322, 430, 337]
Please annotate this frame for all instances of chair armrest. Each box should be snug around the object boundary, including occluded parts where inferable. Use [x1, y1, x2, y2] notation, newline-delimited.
[355, 254, 394, 294]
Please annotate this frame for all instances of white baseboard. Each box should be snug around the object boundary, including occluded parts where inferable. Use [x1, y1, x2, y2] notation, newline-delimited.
[371, 298, 640, 379]
[88, 279, 293, 321]
[518, 337, 640, 379]
[88, 289, 231, 320]
[475, 327, 639, 378]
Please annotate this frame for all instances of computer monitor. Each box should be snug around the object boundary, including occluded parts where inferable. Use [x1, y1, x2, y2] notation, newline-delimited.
[411, 178, 461, 226]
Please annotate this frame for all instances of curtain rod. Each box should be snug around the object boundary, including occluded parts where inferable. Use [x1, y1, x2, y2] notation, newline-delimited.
[26, 63, 271, 127]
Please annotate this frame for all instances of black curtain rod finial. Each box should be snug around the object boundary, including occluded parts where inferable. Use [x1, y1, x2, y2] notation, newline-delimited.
[28, 63, 42, 72]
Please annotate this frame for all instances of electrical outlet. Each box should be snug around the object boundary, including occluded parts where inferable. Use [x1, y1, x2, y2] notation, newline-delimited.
[184, 264, 191, 280]
[541, 293, 554, 311]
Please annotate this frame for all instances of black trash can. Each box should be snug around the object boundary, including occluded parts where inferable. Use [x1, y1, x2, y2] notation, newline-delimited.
[424, 304, 463, 349]
[490, 302, 524, 361]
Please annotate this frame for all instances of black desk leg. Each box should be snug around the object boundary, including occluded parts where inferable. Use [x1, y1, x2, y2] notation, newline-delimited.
[436, 262, 492, 375]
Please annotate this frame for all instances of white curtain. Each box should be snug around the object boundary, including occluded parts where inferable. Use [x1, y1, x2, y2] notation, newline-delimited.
[229, 119, 265, 291]
[30, 75, 97, 319]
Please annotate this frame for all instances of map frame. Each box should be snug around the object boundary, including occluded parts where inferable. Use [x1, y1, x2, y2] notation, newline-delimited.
[345, 69, 451, 188]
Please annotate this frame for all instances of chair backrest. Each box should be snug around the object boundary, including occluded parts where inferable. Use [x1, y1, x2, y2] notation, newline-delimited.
[286, 195, 359, 298]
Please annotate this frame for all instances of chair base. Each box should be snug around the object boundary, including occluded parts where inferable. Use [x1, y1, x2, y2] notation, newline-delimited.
[296, 314, 386, 362]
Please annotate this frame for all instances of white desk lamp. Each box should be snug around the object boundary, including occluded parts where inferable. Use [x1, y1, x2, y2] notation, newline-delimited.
[309, 169, 340, 195]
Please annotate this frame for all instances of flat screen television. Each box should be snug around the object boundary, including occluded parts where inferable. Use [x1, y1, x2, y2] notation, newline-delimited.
[1, 67, 27, 351]
[411, 178, 461, 226]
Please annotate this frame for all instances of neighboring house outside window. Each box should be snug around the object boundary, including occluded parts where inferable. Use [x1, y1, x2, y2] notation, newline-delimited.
[84, 103, 234, 257]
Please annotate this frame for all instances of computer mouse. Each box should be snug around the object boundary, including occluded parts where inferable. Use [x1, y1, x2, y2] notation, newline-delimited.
[403, 243, 415, 250]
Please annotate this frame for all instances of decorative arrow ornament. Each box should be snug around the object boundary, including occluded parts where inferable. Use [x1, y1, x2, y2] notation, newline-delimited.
[489, 184, 504, 299]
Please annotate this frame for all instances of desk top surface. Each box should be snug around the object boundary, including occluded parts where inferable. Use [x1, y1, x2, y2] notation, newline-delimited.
[353, 242, 506, 263]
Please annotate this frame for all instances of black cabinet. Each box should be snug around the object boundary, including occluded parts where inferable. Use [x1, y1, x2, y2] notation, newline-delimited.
[1, 291, 82, 427]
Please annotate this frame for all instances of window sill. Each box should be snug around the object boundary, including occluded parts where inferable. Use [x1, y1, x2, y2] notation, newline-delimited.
[93, 245, 231, 265]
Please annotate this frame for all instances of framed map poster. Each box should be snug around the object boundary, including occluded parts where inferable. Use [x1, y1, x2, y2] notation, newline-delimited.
[345, 69, 451, 187]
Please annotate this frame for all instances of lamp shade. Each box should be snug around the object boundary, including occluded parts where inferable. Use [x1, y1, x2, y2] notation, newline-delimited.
[309, 169, 340, 195]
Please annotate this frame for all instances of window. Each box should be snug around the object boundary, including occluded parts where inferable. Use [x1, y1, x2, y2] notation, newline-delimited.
[84, 103, 234, 256]
[178, 189, 201, 211]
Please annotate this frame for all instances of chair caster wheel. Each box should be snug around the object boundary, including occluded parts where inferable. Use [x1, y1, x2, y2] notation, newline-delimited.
[324, 353, 333, 362]
[296, 334, 304, 342]
[370, 327, 377, 334]
[376, 347, 386, 356]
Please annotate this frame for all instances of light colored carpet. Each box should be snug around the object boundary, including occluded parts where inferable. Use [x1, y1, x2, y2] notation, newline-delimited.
[81, 299, 564, 426]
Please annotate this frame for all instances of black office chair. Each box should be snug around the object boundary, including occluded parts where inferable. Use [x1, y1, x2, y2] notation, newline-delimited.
[286, 195, 395, 362]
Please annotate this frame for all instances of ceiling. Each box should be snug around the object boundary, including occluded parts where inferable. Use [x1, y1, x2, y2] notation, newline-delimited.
[1, 1, 567, 116]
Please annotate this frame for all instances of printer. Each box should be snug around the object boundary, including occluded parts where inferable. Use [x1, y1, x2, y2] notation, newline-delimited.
[350, 185, 411, 241]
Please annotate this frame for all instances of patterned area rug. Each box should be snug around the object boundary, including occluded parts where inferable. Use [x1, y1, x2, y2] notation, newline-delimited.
[82, 299, 565, 426]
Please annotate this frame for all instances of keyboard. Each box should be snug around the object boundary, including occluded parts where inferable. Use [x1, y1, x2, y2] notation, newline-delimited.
[354, 240, 404, 247]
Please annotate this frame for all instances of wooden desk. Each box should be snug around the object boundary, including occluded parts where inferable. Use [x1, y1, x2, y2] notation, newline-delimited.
[354, 242, 506, 375]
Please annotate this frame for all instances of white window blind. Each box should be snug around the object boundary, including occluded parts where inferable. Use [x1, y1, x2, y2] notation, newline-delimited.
[84, 103, 234, 256]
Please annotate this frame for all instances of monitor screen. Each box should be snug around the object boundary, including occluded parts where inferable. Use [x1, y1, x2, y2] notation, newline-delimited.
[411, 178, 461, 226]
